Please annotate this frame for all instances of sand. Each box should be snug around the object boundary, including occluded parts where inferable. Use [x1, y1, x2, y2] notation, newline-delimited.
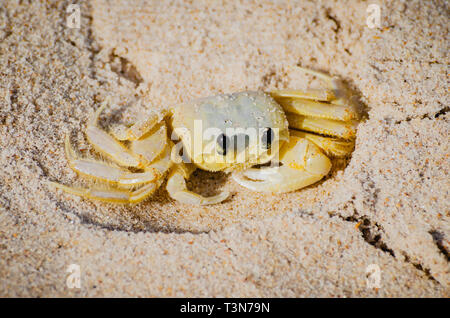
[0, 0, 448, 296]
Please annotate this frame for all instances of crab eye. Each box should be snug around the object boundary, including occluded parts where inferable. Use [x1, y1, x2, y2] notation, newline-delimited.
[261, 127, 274, 149]
[216, 133, 230, 155]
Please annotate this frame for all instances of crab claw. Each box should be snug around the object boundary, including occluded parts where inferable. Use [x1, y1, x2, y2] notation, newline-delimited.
[166, 167, 229, 205]
[232, 136, 331, 193]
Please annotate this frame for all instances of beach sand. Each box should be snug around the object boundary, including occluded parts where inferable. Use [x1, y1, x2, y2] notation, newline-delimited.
[0, 0, 448, 296]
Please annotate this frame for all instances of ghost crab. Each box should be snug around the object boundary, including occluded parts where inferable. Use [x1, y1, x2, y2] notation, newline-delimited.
[50, 68, 359, 205]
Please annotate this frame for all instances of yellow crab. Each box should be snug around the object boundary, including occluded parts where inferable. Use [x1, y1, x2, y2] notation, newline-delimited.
[50, 68, 359, 205]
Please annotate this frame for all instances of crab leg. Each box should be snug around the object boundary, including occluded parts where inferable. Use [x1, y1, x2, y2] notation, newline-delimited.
[273, 97, 358, 122]
[129, 122, 167, 166]
[49, 180, 161, 204]
[270, 89, 335, 102]
[233, 136, 331, 193]
[166, 167, 229, 205]
[286, 113, 357, 139]
[63, 134, 160, 186]
[111, 110, 168, 141]
[270, 68, 359, 141]
[85, 100, 142, 168]
[290, 130, 354, 157]
[49, 143, 174, 204]
[296, 67, 356, 106]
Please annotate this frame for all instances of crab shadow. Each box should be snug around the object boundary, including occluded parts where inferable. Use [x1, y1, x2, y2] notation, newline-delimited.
[55, 170, 231, 235]
[186, 170, 230, 198]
